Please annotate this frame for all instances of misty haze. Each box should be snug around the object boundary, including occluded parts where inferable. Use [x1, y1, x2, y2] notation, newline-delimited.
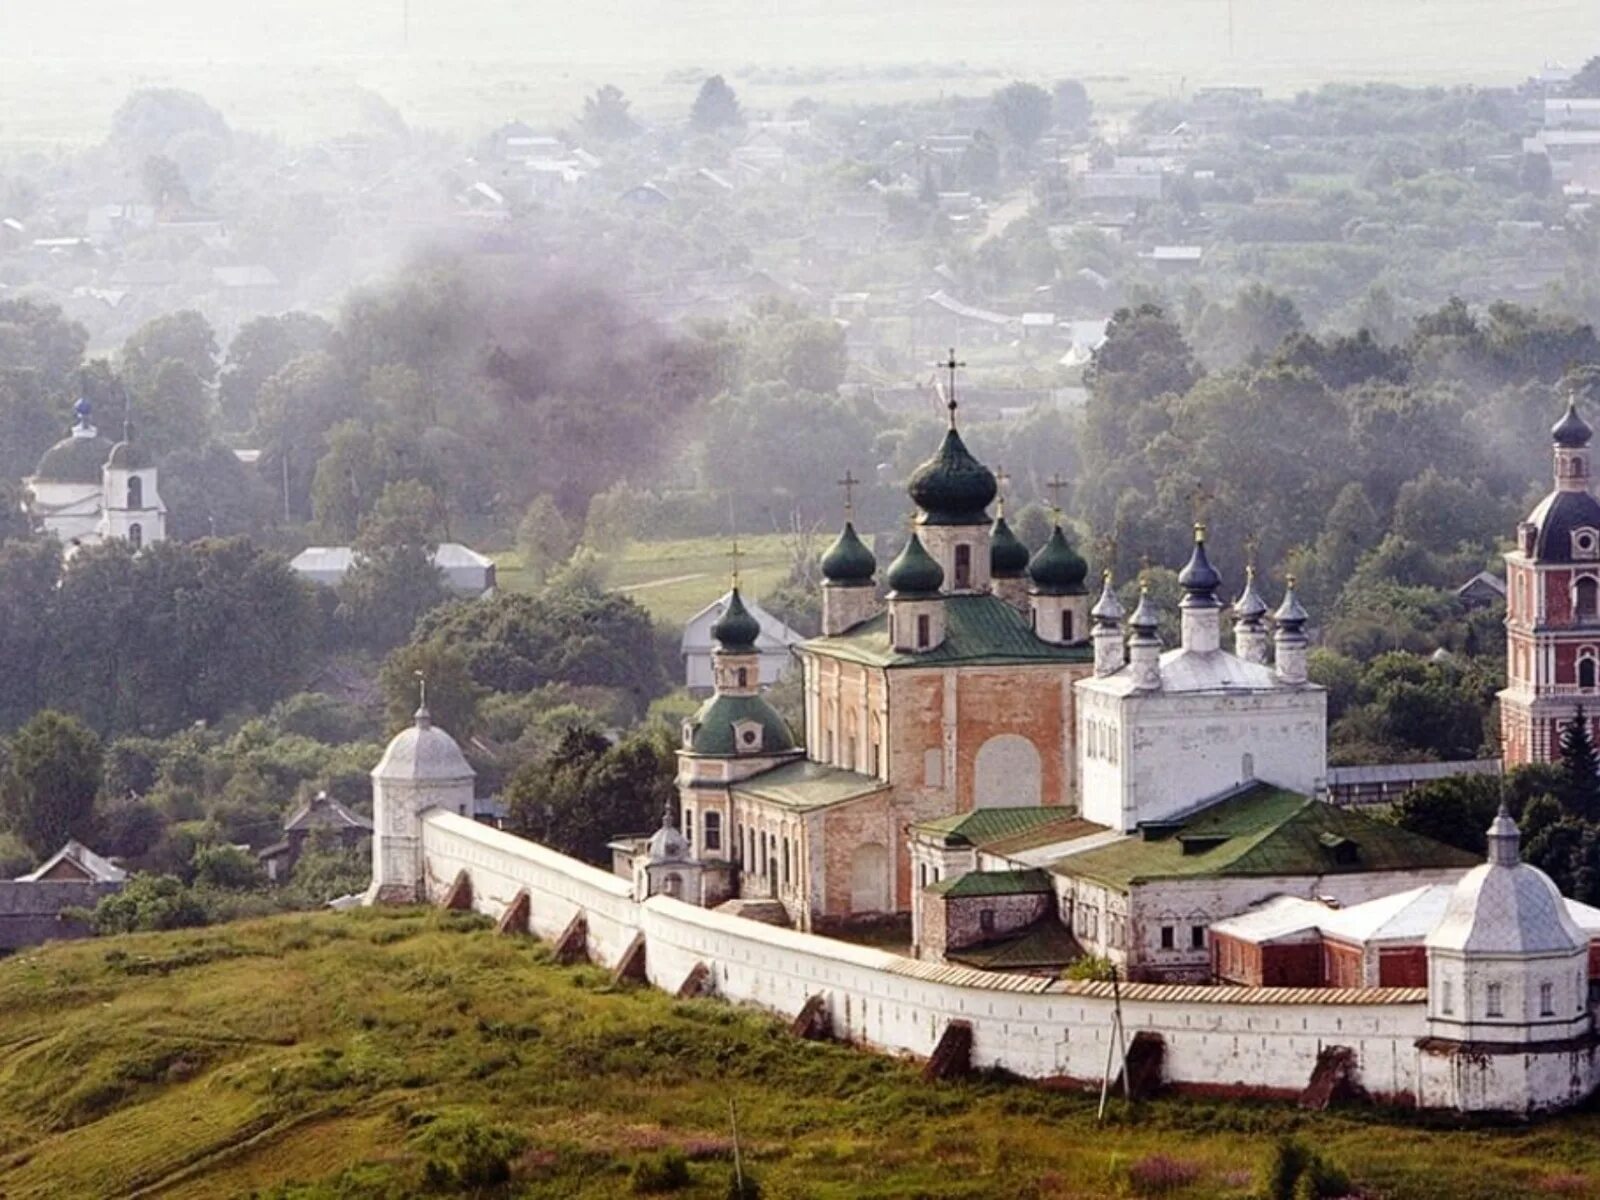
[3, 3, 1600, 1197]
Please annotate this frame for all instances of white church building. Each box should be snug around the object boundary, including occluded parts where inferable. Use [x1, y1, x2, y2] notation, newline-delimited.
[24, 398, 167, 551]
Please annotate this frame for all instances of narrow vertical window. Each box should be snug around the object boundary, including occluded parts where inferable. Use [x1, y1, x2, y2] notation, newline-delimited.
[1540, 981, 1554, 1016]
[954, 544, 972, 588]
[127, 476, 143, 509]
[917, 614, 930, 648]
[1486, 982, 1503, 1017]
[1062, 610, 1073, 642]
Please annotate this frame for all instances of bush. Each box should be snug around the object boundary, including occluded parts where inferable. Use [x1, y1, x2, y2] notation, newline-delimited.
[1125, 1154, 1201, 1195]
[1264, 1137, 1351, 1200]
[192, 843, 264, 889]
[409, 1111, 526, 1190]
[87, 874, 208, 934]
[725, 1171, 761, 1200]
[1064, 955, 1117, 982]
[631, 1148, 691, 1193]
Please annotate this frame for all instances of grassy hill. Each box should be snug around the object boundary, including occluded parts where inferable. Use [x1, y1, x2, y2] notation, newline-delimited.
[2, 911, 1599, 1198]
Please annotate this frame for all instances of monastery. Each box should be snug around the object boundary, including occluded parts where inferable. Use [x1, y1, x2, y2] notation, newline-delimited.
[364, 392, 1600, 1116]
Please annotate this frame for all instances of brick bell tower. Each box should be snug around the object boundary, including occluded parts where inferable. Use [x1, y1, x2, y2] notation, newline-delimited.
[1501, 398, 1600, 765]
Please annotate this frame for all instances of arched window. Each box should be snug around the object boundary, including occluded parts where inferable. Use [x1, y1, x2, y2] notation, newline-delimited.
[954, 543, 972, 589]
[704, 811, 722, 852]
[126, 475, 143, 509]
[1577, 576, 1599, 621]
[735, 666, 748, 688]
[128, 523, 143, 549]
[1581, 655, 1597, 692]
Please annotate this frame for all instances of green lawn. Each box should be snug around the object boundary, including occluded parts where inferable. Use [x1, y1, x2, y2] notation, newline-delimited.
[3, 911, 1600, 1198]
[496, 534, 796, 625]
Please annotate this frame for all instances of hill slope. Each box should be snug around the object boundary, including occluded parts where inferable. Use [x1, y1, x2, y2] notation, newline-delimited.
[1, 910, 1599, 1198]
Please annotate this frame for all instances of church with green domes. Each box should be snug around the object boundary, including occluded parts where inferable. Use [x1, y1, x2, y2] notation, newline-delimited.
[645, 399, 1100, 930]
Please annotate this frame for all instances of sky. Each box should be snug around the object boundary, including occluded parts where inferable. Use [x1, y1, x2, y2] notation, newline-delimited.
[2, 0, 1597, 141]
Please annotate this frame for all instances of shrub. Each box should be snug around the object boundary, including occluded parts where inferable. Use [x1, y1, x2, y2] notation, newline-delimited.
[1064, 955, 1117, 982]
[1265, 1137, 1352, 1200]
[1125, 1154, 1201, 1195]
[631, 1148, 691, 1193]
[726, 1170, 762, 1200]
[88, 874, 208, 934]
[409, 1111, 526, 1190]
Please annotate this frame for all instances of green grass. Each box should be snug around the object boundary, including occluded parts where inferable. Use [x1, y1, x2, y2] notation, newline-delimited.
[3, 911, 1600, 1198]
[496, 534, 795, 625]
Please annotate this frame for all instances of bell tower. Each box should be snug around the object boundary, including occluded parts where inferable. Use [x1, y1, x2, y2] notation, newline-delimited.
[1501, 398, 1600, 765]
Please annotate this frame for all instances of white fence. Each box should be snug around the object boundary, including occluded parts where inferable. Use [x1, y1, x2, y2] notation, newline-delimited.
[420, 811, 1430, 1100]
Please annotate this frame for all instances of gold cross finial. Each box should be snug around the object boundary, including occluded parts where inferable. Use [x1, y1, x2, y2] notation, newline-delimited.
[1046, 472, 1069, 521]
[413, 669, 427, 713]
[730, 538, 744, 589]
[1194, 521, 1206, 544]
[994, 465, 1010, 516]
[837, 470, 860, 520]
[935, 347, 966, 427]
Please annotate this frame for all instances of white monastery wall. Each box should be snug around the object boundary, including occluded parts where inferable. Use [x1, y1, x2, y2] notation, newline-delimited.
[420, 811, 1432, 1101]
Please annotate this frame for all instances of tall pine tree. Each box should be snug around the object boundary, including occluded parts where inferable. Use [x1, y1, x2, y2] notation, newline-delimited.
[1558, 705, 1600, 820]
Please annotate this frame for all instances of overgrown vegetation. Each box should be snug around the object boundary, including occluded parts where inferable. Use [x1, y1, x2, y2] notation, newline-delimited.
[0, 910, 1598, 1198]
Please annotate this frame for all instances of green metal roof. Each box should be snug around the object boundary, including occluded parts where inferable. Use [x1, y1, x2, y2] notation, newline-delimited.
[945, 919, 1083, 971]
[684, 692, 796, 757]
[730, 759, 889, 812]
[927, 868, 1053, 897]
[803, 594, 1093, 669]
[33, 433, 114, 483]
[1053, 783, 1479, 890]
[913, 806, 1085, 849]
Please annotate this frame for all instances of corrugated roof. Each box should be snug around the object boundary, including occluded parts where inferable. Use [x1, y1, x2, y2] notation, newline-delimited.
[804, 594, 1092, 669]
[1052, 783, 1479, 889]
[1327, 759, 1500, 787]
[880, 956, 1427, 1004]
[732, 760, 889, 812]
[913, 807, 1086, 848]
[927, 868, 1052, 897]
[946, 919, 1083, 970]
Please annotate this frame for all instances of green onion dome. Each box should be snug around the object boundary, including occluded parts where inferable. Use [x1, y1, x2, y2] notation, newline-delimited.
[1553, 400, 1593, 449]
[989, 515, 1030, 578]
[820, 521, 876, 584]
[711, 587, 761, 651]
[907, 428, 997, 525]
[1026, 525, 1089, 595]
[885, 532, 944, 597]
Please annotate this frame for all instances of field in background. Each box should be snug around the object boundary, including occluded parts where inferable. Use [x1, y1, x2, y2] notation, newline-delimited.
[2, 909, 1600, 1198]
[495, 532, 795, 625]
[2, 0, 1596, 147]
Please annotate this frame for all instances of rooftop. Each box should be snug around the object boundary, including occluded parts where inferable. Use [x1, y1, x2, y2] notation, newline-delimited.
[945, 918, 1083, 971]
[912, 807, 1101, 851]
[926, 868, 1053, 898]
[730, 759, 888, 812]
[1052, 783, 1478, 890]
[804, 594, 1092, 669]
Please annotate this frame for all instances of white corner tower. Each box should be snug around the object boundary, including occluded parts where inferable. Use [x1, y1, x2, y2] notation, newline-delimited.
[98, 416, 167, 548]
[1419, 806, 1598, 1114]
[366, 702, 476, 904]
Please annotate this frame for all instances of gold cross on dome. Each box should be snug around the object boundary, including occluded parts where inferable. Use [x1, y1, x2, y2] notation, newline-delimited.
[935, 347, 966, 426]
[1046, 471, 1069, 519]
[837, 470, 860, 519]
[994, 466, 1010, 515]
[730, 538, 744, 589]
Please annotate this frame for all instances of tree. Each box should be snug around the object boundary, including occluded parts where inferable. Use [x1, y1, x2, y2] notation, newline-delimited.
[310, 420, 438, 540]
[337, 481, 451, 650]
[2, 710, 103, 858]
[506, 726, 673, 863]
[957, 129, 1000, 191]
[1568, 56, 1600, 98]
[219, 312, 333, 432]
[1390, 774, 1502, 855]
[140, 154, 189, 208]
[87, 873, 207, 934]
[690, 75, 743, 133]
[121, 310, 220, 390]
[379, 640, 483, 740]
[1559, 708, 1600, 820]
[108, 88, 230, 163]
[991, 82, 1052, 151]
[1052, 79, 1092, 130]
[134, 359, 213, 454]
[579, 84, 639, 140]
[516, 494, 577, 584]
[0, 297, 89, 390]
